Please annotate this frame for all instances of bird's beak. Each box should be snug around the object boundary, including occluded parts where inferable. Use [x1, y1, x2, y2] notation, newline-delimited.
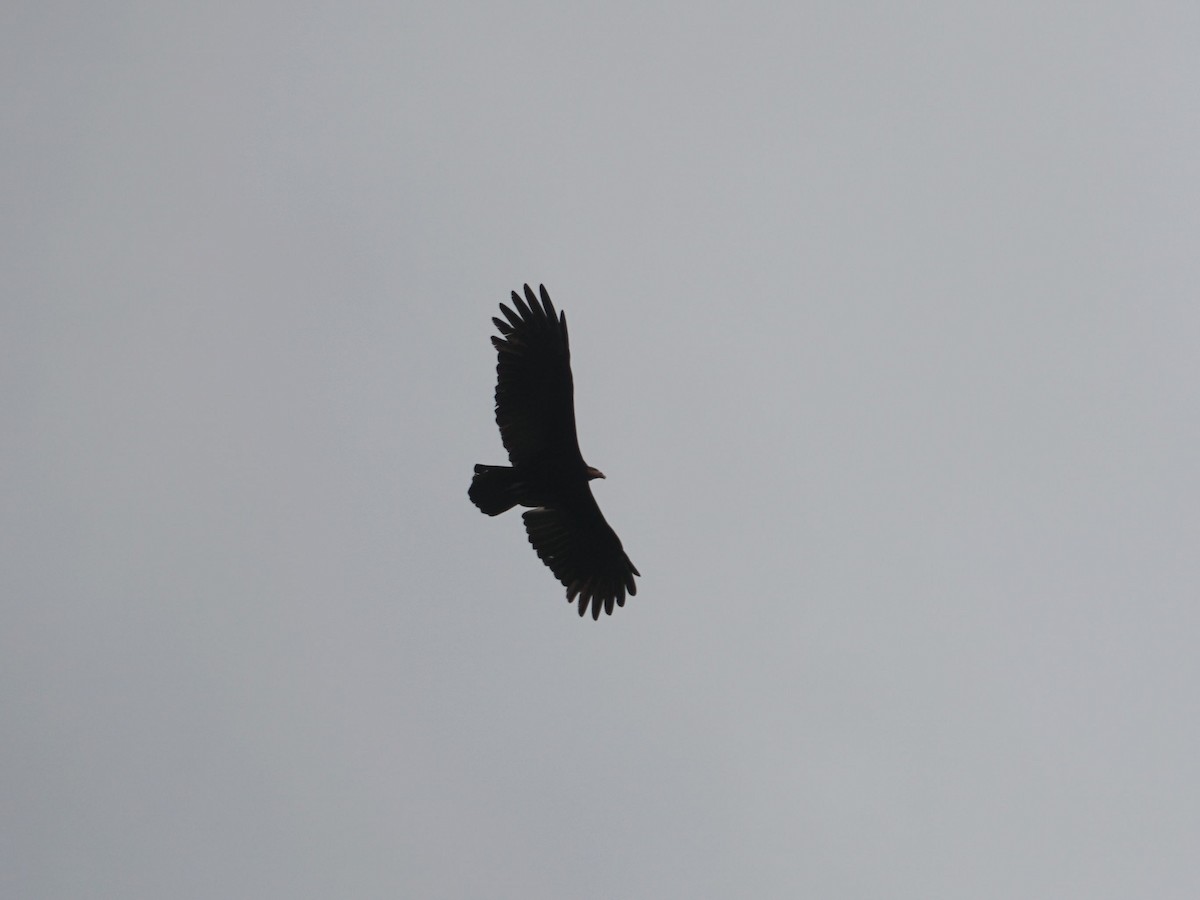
[587, 466, 606, 480]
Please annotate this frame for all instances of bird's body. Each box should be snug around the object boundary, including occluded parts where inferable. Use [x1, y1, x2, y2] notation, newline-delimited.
[469, 285, 639, 619]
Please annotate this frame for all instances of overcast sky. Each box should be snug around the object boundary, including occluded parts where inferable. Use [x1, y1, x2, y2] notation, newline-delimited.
[4, 3, 1199, 898]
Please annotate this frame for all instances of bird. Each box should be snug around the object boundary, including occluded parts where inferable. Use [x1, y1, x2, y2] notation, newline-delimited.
[469, 284, 640, 619]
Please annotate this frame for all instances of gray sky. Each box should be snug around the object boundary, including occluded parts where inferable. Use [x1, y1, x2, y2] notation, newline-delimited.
[4, 3, 1199, 897]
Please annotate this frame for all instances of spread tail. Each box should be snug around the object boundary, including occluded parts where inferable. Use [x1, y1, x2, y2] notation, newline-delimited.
[469, 464, 520, 516]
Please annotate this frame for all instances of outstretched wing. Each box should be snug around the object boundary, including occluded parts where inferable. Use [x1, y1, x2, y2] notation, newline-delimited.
[523, 488, 640, 620]
[491, 284, 583, 468]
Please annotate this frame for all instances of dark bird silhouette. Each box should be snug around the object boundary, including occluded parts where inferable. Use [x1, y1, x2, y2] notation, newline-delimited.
[470, 284, 640, 619]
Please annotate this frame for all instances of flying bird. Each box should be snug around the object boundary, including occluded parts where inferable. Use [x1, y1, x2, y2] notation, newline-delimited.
[469, 284, 640, 619]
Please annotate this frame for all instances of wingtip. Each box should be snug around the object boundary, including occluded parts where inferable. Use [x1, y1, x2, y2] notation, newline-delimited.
[511, 289, 532, 319]
[539, 284, 557, 320]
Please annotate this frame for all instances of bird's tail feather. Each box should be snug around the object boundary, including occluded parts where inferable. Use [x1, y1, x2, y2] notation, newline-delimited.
[469, 464, 520, 516]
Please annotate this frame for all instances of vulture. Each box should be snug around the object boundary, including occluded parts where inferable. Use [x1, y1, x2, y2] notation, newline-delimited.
[469, 284, 640, 619]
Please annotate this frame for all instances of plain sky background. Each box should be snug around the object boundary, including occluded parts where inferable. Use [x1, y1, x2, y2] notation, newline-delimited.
[4, 3, 1199, 897]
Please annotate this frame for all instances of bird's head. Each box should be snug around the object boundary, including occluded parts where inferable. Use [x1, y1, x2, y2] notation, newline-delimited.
[586, 466, 606, 481]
